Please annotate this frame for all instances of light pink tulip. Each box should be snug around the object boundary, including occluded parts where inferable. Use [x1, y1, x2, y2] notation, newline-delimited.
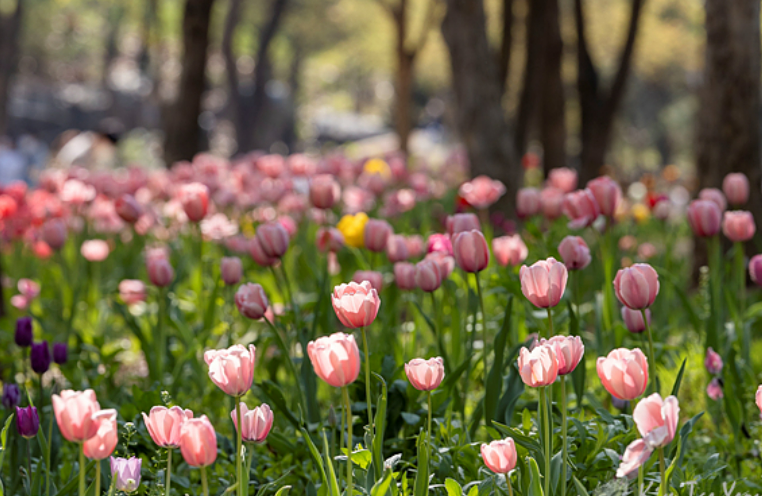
[597, 348, 649, 400]
[687, 199, 722, 237]
[723, 173, 750, 206]
[516, 188, 542, 219]
[723, 210, 756, 242]
[542, 335, 584, 375]
[386, 235, 409, 262]
[548, 167, 578, 193]
[586, 176, 621, 217]
[179, 415, 217, 467]
[481, 438, 517, 474]
[115, 194, 142, 223]
[179, 182, 209, 222]
[616, 439, 652, 479]
[704, 347, 723, 375]
[446, 213, 480, 235]
[221, 257, 243, 286]
[204, 344, 257, 397]
[81, 240, 110, 262]
[750, 254, 762, 285]
[699, 188, 727, 212]
[352, 270, 383, 292]
[52, 389, 102, 442]
[256, 222, 290, 258]
[519, 257, 568, 308]
[459, 175, 506, 209]
[492, 235, 528, 267]
[316, 227, 345, 252]
[707, 378, 723, 401]
[614, 264, 659, 310]
[453, 230, 490, 273]
[142, 406, 193, 448]
[394, 262, 417, 290]
[540, 187, 565, 220]
[756, 385, 762, 414]
[562, 190, 600, 229]
[633, 393, 679, 448]
[558, 235, 591, 270]
[309, 174, 340, 209]
[83, 409, 118, 460]
[307, 332, 361, 387]
[405, 357, 445, 391]
[518, 343, 558, 387]
[18, 279, 40, 299]
[332, 281, 381, 328]
[621, 307, 650, 333]
[119, 280, 146, 305]
[231, 403, 273, 443]
[364, 219, 393, 253]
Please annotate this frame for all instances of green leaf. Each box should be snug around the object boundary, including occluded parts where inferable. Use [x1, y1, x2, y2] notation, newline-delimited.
[372, 373, 388, 482]
[370, 470, 393, 496]
[444, 478, 463, 496]
[572, 476, 590, 496]
[670, 359, 687, 397]
[349, 449, 372, 470]
[299, 427, 329, 493]
[259, 381, 301, 428]
[0, 413, 14, 469]
[322, 431, 341, 496]
[413, 430, 429, 496]
[486, 296, 513, 427]
[568, 302, 586, 410]
[274, 486, 292, 496]
[527, 457, 544, 496]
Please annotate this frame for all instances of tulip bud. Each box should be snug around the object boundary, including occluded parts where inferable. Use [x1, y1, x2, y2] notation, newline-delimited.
[386, 235, 409, 262]
[722, 210, 756, 242]
[220, 257, 243, 286]
[699, 188, 727, 212]
[179, 182, 210, 222]
[42, 219, 68, 251]
[235, 283, 269, 320]
[586, 176, 621, 217]
[492, 235, 528, 267]
[453, 230, 490, 273]
[16, 406, 39, 439]
[119, 280, 147, 305]
[446, 213, 480, 235]
[316, 227, 344, 252]
[115, 194, 143, 224]
[562, 189, 600, 229]
[256, 222, 290, 258]
[364, 219, 393, 253]
[707, 377, 723, 401]
[309, 174, 340, 209]
[480, 438, 517, 474]
[621, 307, 650, 333]
[405, 357, 445, 391]
[147, 258, 174, 287]
[614, 264, 659, 310]
[30, 341, 51, 374]
[2, 384, 20, 410]
[704, 347, 723, 375]
[687, 200, 722, 237]
[352, 270, 383, 292]
[516, 188, 542, 218]
[15, 316, 33, 347]
[53, 342, 68, 365]
[231, 403, 274, 443]
[110, 456, 142, 493]
[548, 167, 578, 193]
[723, 173, 750, 206]
[414, 259, 442, 292]
[394, 262, 417, 290]
[540, 187, 564, 220]
[558, 236, 591, 270]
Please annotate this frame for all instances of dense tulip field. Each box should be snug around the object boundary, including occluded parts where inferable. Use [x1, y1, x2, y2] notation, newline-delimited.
[0, 153, 761, 496]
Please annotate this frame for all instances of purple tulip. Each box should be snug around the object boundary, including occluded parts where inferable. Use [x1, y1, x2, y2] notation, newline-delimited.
[15, 406, 39, 438]
[30, 341, 51, 374]
[15, 317, 32, 347]
[2, 384, 20, 410]
[110, 456, 142, 493]
[53, 343, 68, 365]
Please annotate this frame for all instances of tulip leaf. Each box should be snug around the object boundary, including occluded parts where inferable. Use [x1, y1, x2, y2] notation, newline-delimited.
[485, 296, 513, 428]
[274, 486, 292, 496]
[413, 430, 429, 496]
[259, 381, 300, 428]
[660, 271, 701, 334]
[370, 470, 393, 496]
[322, 431, 341, 496]
[372, 373, 387, 482]
[53, 460, 96, 496]
[572, 476, 590, 496]
[527, 457, 544, 496]
[670, 359, 687, 398]
[348, 449, 372, 470]
[299, 427, 329, 494]
[0, 413, 13, 470]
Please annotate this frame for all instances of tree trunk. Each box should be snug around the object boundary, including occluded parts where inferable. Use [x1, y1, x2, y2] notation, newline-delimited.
[0, 0, 23, 137]
[540, 0, 566, 171]
[222, 0, 242, 150]
[514, 0, 543, 155]
[162, 0, 215, 166]
[393, 0, 415, 155]
[497, 0, 513, 95]
[441, 0, 519, 216]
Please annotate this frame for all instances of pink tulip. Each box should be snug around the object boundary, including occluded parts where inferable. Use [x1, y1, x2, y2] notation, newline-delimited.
[235, 283, 269, 320]
[386, 235, 409, 262]
[452, 230, 490, 273]
[446, 213, 480, 235]
[332, 281, 381, 327]
[142, 406, 193, 448]
[558, 235, 591, 270]
[147, 258, 174, 287]
[307, 332, 361, 387]
[516, 188, 542, 219]
[231, 403, 273, 443]
[613, 264, 659, 310]
[220, 257, 243, 286]
[541, 335, 584, 375]
[597, 348, 649, 400]
[633, 393, 679, 448]
[562, 189, 600, 229]
[548, 167, 578, 193]
[179, 415, 217, 467]
[405, 235, 424, 258]
[83, 409, 118, 460]
[481, 438, 517, 474]
[518, 343, 558, 387]
[394, 262, 417, 290]
[115, 194, 142, 224]
[756, 385, 762, 414]
[316, 227, 345, 252]
[621, 307, 650, 333]
[42, 219, 68, 250]
[699, 188, 727, 212]
[52, 389, 102, 442]
[586, 176, 621, 217]
[179, 182, 209, 222]
[426, 234, 453, 256]
[119, 280, 146, 305]
[256, 222, 290, 258]
[687, 200, 722, 237]
[750, 254, 762, 285]
[459, 175, 506, 209]
[278, 216, 297, 237]
[364, 219, 393, 253]
[707, 378, 723, 401]
[704, 347, 723, 375]
[257, 154, 286, 178]
[18, 279, 40, 300]
[425, 252, 455, 280]
[309, 174, 340, 209]
[405, 357, 445, 391]
[616, 439, 652, 479]
[519, 257, 568, 308]
[204, 344, 257, 397]
[540, 187, 565, 220]
[353, 270, 383, 292]
[652, 199, 671, 221]
[723, 173, 750, 206]
[81, 239, 110, 262]
[723, 210, 756, 242]
[248, 236, 278, 267]
[414, 259, 442, 292]
[492, 235, 528, 267]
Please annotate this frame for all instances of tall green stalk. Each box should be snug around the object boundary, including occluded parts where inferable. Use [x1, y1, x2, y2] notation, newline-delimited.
[504, 473, 513, 496]
[200, 466, 209, 496]
[342, 387, 353, 496]
[658, 447, 666, 495]
[360, 327, 374, 442]
[165, 448, 173, 496]
[235, 398, 243, 496]
[560, 375, 568, 496]
[95, 461, 101, 496]
[79, 443, 86, 496]
[475, 272, 488, 428]
[157, 286, 166, 382]
[546, 307, 553, 338]
[540, 387, 550, 496]
[641, 309, 657, 394]
[427, 392, 433, 478]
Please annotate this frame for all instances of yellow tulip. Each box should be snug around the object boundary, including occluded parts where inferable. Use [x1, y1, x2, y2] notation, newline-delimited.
[337, 212, 369, 248]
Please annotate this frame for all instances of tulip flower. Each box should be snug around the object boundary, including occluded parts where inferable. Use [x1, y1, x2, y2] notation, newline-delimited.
[2, 384, 20, 410]
[336, 212, 369, 248]
[394, 262, 417, 290]
[415, 259, 442, 292]
[615, 438, 651, 479]
[309, 174, 340, 209]
[516, 187, 542, 218]
[427, 233, 453, 256]
[405, 357, 445, 392]
[540, 187, 565, 220]
[248, 236, 278, 267]
[558, 236, 591, 270]
[204, 344, 256, 397]
[723, 172, 749, 206]
[331, 281, 381, 328]
[81, 239, 110, 261]
[353, 270, 383, 292]
[143, 405, 192, 494]
[179, 415, 217, 467]
[699, 188, 727, 212]
[147, 257, 174, 287]
[231, 403, 274, 443]
[687, 200, 722, 237]
[614, 264, 659, 310]
[405, 235, 424, 258]
[597, 348, 649, 400]
[621, 307, 650, 333]
[316, 227, 345, 252]
[458, 175, 506, 209]
[492, 235, 528, 267]
[119, 280, 146, 305]
[750, 255, 762, 285]
[42, 218, 68, 251]
[707, 378, 723, 400]
[563, 189, 600, 229]
[548, 167, 578, 193]
[115, 194, 142, 223]
[15, 316, 32, 347]
[235, 283, 269, 320]
[30, 341, 51, 374]
[586, 176, 621, 217]
[481, 438, 517, 474]
[452, 230, 490, 273]
[53, 342, 68, 365]
[220, 257, 243, 286]
[723, 210, 755, 242]
[179, 182, 209, 222]
[446, 213, 480, 234]
[519, 257, 568, 333]
[256, 222, 290, 258]
[386, 234, 409, 262]
[364, 218, 393, 253]
[704, 347, 723, 375]
[110, 457, 142, 494]
[16, 405, 39, 439]
[83, 409, 118, 460]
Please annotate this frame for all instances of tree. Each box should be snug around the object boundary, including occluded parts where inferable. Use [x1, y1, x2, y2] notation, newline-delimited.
[574, 0, 645, 183]
[162, 0, 216, 166]
[0, 0, 23, 137]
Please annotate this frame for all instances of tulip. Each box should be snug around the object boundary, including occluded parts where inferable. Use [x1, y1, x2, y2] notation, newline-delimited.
[143, 405, 192, 494]
[652, 199, 671, 221]
[540, 187, 565, 220]
[756, 385, 762, 414]
[83, 409, 118, 459]
[110, 457, 142, 494]
[316, 227, 345, 252]
[621, 307, 650, 333]
[704, 347, 723, 375]
[352, 270, 383, 292]
[558, 235, 591, 270]
[2, 384, 20, 410]
[492, 235, 528, 267]
[256, 222, 290, 258]
[231, 403, 274, 443]
[220, 257, 243, 286]
[147, 258, 174, 287]
[179, 415, 218, 467]
[750, 254, 762, 285]
[613, 264, 659, 310]
[516, 187, 542, 218]
[18, 279, 40, 300]
[452, 230, 490, 273]
[597, 348, 648, 400]
[633, 393, 679, 448]
[331, 281, 381, 328]
[707, 378, 723, 401]
[364, 219, 393, 253]
[115, 194, 142, 223]
[518, 344, 558, 388]
[386, 234, 409, 262]
[336, 212, 369, 248]
[519, 258, 568, 310]
[426, 233, 453, 255]
[415, 259, 442, 292]
[42, 218, 68, 250]
[615, 439, 652, 479]
[405, 357, 445, 391]
[235, 283, 269, 320]
[548, 167, 578, 193]
[425, 252, 455, 280]
[179, 182, 209, 222]
[16, 405, 39, 439]
[405, 235, 424, 258]
[307, 332, 361, 388]
[687, 200, 722, 237]
[459, 175, 506, 209]
[586, 176, 621, 217]
[542, 336, 584, 376]
[309, 174, 340, 209]
[204, 344, 256, 397]
[15, 316, 32, 347]
[394, 262, 417, 290]
[723, 210, 756, 242]
[562, 189, 600, 229]
[81, 240, 110, 262]
[699, 188, 727, 212]
[52, 389, 102, 442]
[119, 280, 146, 305]
[248, 236, 278, 267]
[481, 438, 517, 475]
[53, 342, 68, 365]
[723, 173, 750, 206]
[31, 341, 51, 374]
[446, 213, 480, 235]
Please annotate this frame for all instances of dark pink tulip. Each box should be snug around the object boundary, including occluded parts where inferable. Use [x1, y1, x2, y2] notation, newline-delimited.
[115, 194, 142, 224]
[364, 219, 393, 253]
[699, 188, 727, 212]
[309, 174, 340, 209]
[492, 235, 528, 267]
[614, 264, 659, 310]
[723, 173, 750, 206]
[248, 236, 278, 267]
[722, 210, 755, 242]
[42, 218, 68, 250]
[220, 257, 243, 286]
[256, 222, 290, 258]
[316, 227, 345, 252]
[179, 182, 209, 222]
[415, 259, 442, 292]
[147, 258, 174, 287]
[563, 189, 600, 229]
[586, 176, 621, 217]
[516, 187, 542, 219]
[458, 175, 506, 209]
[235, 283, 269, 320]
[558, 235, 591, 270]
[386, 235, 409, 262]
[687, 200, 722, 237]
[446, 213, 480, 235]
[519, 257, 568, 308]
[621, 307, 650, 333]
[394, 262, 417, 290]
[749, 254, 762, 285]
[352, 270, 384, 292]
[705, 347, 723, 375]
[548, 167, 578, 193]
[540, 187, 564, 220]
[426, 234, 453, 256]
[453, 230, 490, 273]
[597, 348, 649, 400]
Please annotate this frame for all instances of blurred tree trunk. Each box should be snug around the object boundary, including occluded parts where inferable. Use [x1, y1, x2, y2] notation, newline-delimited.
[514, 0, 543, 155]
[497, 0, 513, 95]
[222, 0, 242, 148]
[574, 0, 644, 184]
[101, 4, 125, 87]
[0, 0, 23, 138]
[442, 0, 519, 216]
[162, 0, 215, 166]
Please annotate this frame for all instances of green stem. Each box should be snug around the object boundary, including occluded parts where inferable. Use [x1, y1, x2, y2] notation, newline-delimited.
[245, 443, 254, 495]
[157, 286, 166, 382]
[658, 447, 666, 495]
[165, 448, 172, 496]
[236, 397, 243, 496]
[735, 242, 745, 311]
[46, 413, 52, 496]
[342, 386, 353, 496]
[638, 465, 644, 496]
[200, 466, 209, 496]
[505, 473, 513, 496]
[546, 307, 553, 338]
[708, 235, 721, 350]
[280, 263, 300, 328]
[26, 439, 32, 485]
[541, 387, 550, 496]
[264, 316, 305, 411]
[475, 272, 488, 428]
[79, 443, 86, 496]
[561, 376, 567, 496]
[641, 309, 657, 394]
[360, 327, 374, 437]
[95, 461, 101, 496]
[427, 391, 433, 482]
